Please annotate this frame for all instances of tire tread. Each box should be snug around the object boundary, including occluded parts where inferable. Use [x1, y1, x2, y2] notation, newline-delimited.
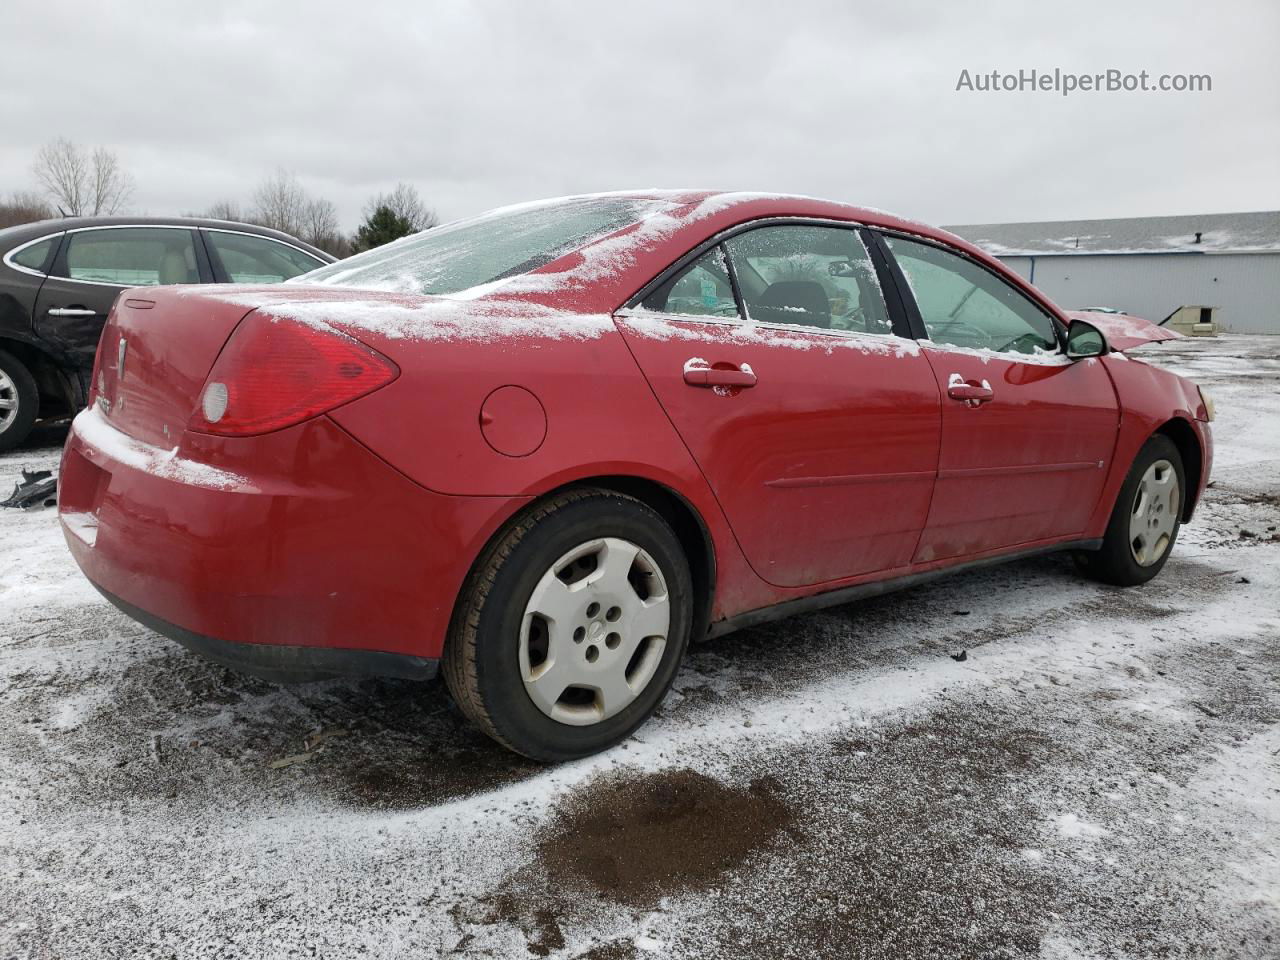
[442, 487, 655, 757]
[1075, 434, 1184, 586]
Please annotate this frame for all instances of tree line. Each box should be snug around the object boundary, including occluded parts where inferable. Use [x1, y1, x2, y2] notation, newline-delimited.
[0, 138, 438, 257]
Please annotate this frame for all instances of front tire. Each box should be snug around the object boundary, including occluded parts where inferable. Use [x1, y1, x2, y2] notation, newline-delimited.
[0, 349, 39, 453]
[443, 488, 694, 762]
[1074, 434, 1185, 586]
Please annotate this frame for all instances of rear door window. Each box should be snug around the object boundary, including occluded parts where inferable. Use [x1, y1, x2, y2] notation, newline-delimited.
[204, 231, 323, 283]
[723, 225, 893, 335]
[10, 236, 57, 273]
[62, 228, 199, 286]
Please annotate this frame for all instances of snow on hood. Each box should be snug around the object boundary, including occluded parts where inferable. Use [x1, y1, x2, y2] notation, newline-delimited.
[1065, 310, 1184, 352]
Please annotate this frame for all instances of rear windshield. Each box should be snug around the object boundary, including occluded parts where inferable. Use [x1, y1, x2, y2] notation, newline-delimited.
[299, 197, 668, 296]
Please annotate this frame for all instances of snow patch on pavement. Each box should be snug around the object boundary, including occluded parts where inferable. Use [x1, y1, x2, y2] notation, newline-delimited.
[1055, 813, 1110, 840]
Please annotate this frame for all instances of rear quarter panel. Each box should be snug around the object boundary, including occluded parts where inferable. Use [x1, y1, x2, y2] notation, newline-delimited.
[324, 314, 770, 621]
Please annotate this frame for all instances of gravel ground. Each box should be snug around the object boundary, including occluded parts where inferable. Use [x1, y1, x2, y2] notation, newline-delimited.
[1, 336, 1277, 959]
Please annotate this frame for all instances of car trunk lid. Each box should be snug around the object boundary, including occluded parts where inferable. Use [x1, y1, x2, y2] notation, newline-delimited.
[96, 288, 264, 447]
[95, 285, 436, 447]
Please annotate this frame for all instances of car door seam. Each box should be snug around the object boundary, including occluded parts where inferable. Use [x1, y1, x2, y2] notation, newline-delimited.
[609, 312, 766, 586]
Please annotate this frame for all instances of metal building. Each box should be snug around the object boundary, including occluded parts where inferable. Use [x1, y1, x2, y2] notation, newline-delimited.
[945, 211, 1280, 334]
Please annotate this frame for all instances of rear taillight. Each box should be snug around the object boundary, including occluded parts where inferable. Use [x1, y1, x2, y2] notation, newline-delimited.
[188, 313, 399, 436]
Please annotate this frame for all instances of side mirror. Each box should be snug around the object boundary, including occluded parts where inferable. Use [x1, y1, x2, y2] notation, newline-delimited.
[1065, 319, 1108, 360]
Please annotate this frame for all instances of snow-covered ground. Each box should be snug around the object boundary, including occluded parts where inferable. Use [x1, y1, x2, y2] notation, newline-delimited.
[1, 336, 1277, 959]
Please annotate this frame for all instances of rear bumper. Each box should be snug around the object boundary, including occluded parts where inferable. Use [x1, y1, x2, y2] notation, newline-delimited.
[60, 407, 523, 670]
[95, 584, 438, 682]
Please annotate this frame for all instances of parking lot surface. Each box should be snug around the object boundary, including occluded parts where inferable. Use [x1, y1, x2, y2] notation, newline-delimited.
[2, 336, 1277, 959]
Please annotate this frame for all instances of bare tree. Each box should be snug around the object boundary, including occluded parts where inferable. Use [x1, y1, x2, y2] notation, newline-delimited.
[250, 170, 308, 236]
[301, 197, 339, 246]
[369, 182, 438, 233]
[89, 147, 133, 216]
[0, 190, 54, 229]
[203, 199, 243, 222]
[33, 138, 87, 215]
[32, 137, 133, 216]
[246, 172, 352, 254]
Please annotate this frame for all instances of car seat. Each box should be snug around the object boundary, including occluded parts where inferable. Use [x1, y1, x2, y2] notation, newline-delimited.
[754, 280, 831, 328]
[158, 246, 195, 284]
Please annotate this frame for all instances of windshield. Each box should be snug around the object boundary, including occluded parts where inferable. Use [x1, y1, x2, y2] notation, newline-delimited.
[299, 197, 669, 296]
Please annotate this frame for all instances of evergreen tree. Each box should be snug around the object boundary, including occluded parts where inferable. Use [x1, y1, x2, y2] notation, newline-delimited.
[353, 204, 414, 252]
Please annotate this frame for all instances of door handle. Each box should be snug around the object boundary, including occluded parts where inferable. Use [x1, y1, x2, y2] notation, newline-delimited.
[47, 307, 98, 317]
[684, 365, 757, 388]
[946, 376, 994, 404]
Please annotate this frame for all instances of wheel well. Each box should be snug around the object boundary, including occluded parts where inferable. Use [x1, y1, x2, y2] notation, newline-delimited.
[1156, 417, 1203, 521]
[0, 337, 79, 419]
[526, 476, 716, 641]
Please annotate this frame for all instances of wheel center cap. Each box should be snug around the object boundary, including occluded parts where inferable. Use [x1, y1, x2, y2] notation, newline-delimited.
[588, 620, 605, 640]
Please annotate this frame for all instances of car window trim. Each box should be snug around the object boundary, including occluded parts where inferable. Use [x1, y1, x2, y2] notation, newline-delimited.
[623, 216, 916, 342]
[870, 226, 1068, 351]
[619, 305, 925, 353]
[720, 241, 747, 320]
[48, 224, 204, 289]
[197, 229, 227, 283]
[2, 231, 65, 278]
[191, 230, 215, 283]
[200, 228, 326, 284]
[862, 230, 928, 341]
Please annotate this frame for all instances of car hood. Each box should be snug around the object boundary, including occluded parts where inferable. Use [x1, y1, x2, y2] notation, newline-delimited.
[1065, 310, 1184, 352]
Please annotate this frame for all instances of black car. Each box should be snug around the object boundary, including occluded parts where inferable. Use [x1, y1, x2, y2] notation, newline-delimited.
[0, 216, 334, 450]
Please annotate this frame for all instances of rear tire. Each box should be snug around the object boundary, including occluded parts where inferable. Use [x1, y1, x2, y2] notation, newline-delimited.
[1074, 434, 1185, 586]
[0, 350, 39, 453]
[443, 488, 694, 762]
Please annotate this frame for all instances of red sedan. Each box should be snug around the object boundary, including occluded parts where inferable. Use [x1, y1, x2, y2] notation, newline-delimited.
[59, 191, 1214, 760]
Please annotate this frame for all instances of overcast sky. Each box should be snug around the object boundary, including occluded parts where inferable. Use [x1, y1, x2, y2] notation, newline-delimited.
[3, 0, 1277, 231]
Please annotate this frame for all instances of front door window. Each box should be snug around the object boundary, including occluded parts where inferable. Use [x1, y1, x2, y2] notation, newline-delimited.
[885, 235, 1058, 355]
